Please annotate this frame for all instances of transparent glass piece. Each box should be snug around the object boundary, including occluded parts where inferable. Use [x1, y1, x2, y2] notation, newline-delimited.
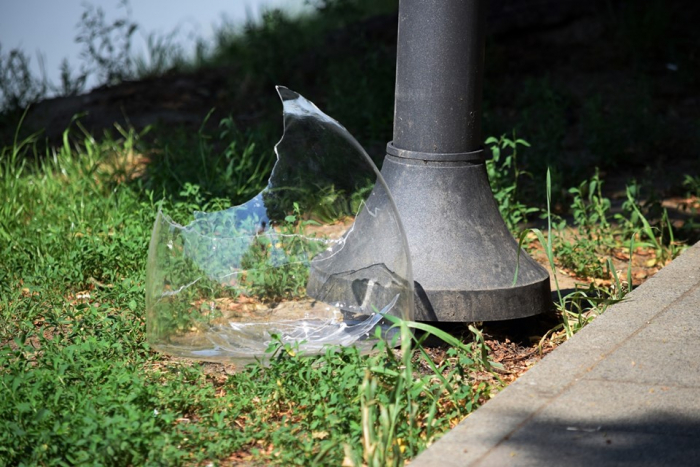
[146, 87, 414, 364]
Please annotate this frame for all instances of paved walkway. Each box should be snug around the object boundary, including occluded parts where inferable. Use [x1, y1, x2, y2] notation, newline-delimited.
[412, 242, 700, 467]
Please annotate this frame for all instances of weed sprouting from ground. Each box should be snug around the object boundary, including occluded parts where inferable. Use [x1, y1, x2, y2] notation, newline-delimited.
[553, 169, 615, 279]
[486, 133, 539, 233]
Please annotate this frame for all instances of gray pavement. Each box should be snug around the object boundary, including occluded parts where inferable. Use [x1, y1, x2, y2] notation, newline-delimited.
[411, 242, 700, 467]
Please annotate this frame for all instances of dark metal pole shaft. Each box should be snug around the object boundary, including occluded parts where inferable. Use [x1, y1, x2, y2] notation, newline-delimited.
[393, 0, 485, 154]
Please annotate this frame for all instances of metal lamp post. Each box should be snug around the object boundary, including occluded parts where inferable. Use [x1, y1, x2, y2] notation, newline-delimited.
[309, 0, 550, 321]
[380, 0, 550, 321]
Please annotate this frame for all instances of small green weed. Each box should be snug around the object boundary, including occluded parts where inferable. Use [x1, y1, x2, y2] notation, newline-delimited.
[568, 169, 612, 240]
[618, 182, 682, 266]
[552, 170, 613, 279]
[486, 133, 539, 232]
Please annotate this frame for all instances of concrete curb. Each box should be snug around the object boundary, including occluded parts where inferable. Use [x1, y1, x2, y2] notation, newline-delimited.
[411, 242, 700, 466]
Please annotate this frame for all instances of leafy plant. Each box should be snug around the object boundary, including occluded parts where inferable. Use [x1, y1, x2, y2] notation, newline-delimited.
[552, 169, 614, 279]
[554, 235, 607, 279]
[486, 133, 539, 232]
[568, 169, 611, 240]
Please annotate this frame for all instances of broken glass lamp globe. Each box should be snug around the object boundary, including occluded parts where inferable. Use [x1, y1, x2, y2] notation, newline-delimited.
[146, 87, 414, 363]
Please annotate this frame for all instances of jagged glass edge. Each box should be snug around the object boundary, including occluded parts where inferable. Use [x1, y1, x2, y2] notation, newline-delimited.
[145, 86, 414, 360]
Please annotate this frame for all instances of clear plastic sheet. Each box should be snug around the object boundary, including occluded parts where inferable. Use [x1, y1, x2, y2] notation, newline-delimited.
[146, 87, 414, 363]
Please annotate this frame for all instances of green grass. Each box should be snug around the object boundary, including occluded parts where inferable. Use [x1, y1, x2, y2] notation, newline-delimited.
[0, 121, 503, 466]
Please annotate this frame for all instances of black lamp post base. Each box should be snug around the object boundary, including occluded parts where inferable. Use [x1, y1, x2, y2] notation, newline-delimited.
[380, 154, 551, 322]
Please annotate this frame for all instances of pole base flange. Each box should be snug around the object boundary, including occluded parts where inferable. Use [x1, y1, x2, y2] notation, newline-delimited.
[381, 154, 550, 321]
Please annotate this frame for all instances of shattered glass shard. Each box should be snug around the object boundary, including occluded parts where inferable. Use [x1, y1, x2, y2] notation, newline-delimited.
[146, 87, 413, 364]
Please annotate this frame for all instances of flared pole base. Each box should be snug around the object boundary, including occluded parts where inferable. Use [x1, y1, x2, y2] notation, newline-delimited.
[380, 154, 550, 321]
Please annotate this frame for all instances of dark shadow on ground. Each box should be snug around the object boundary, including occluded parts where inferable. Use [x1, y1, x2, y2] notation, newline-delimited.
[470, 409, 700, 466]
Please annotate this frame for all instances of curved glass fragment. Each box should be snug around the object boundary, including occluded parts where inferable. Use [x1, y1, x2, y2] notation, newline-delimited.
[146, 86, 414, 363]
